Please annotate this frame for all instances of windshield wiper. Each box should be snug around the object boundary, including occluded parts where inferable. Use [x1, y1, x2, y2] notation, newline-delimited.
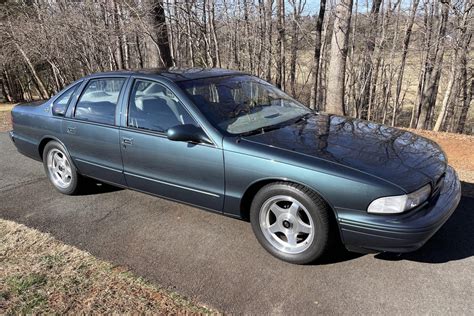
[293, 112, 313, 124]
[237, 112, 314, 138]
[238, 124, 287, 137]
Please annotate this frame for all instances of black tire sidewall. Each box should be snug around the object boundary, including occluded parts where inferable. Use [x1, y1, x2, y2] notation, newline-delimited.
[250, 183, 330, 264]
[42, 141, 79, 195]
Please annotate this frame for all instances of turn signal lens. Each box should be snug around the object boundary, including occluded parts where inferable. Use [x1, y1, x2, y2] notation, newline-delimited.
[405, 184, 431, 210]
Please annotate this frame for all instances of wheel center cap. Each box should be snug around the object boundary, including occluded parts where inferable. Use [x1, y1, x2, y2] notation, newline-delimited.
[282, 220, 292, 229]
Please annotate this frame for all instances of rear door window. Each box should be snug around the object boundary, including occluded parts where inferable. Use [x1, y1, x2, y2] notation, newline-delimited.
[74, 78, 126, 125]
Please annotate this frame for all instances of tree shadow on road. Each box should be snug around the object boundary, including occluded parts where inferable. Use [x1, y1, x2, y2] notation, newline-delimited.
[376, 181, 474, 264]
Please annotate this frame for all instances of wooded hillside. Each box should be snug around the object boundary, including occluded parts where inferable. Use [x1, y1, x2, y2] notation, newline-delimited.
[0, 0, 472, 133]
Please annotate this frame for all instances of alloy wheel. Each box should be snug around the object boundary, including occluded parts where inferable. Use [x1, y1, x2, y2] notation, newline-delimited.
[47, 148, 72, 189]
[259, 195, 315, 254]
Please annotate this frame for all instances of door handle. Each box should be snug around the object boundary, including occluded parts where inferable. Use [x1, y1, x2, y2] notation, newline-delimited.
[122, 137, 133, 145]
[66, 126, 76, 134]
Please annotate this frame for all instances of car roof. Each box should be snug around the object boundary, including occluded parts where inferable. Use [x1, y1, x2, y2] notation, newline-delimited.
[88, 68, 246, 82]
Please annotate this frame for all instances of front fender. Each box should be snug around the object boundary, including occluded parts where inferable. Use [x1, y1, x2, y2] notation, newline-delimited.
[222, 140, 403, 219]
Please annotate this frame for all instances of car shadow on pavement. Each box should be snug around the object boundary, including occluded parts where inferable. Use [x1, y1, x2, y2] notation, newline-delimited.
[375, 181, 474, 264]
[77, 179, 124, 196]
[316, 246, 365, 265]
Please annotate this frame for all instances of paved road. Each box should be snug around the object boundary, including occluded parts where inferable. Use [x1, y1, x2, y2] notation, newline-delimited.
[1, 132, 473, 314]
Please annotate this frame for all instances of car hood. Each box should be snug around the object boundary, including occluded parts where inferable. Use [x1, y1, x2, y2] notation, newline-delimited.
[243, 113, 447, 193]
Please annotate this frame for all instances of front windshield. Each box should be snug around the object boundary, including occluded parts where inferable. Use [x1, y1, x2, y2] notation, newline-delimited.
[177, 75, 311, 134]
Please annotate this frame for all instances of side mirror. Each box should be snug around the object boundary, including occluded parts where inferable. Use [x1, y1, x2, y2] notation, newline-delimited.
[167, 124, 213, 145]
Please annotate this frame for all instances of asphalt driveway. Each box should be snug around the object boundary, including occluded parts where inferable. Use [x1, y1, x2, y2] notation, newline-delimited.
[1, 132, 473, 314]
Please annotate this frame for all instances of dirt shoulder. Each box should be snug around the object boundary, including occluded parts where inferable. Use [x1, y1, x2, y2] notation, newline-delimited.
[0, 103, 13, 132]
[0, 219, 215, 314]
[406, 129, 474, 182]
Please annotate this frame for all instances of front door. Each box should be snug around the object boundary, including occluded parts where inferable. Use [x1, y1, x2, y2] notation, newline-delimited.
[120, 78, 225, 211]
[62, 77, 128, 186]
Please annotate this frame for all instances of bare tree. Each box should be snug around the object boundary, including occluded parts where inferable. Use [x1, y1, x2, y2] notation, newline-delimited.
[326, 0, 354, 115]
[152, 0, 173, 67]
[275, 0, 285, 89]
[309, 0, 327, 110]
[0, 0, 472, 134]
[288, 0, 304, 96]
[392, 0, 420, 127]
[416, 0, 450, 129]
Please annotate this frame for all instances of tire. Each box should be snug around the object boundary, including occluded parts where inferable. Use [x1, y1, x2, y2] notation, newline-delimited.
[42, 141, 83, 195]
[250, 182, 331, 264]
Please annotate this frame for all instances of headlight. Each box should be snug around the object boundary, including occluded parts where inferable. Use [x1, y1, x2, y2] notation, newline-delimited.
[367, 184, 431, 214]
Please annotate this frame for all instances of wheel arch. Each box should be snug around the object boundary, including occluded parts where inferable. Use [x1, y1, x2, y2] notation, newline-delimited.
[38, 136, 79, 171]
[239, 177, 338, 222]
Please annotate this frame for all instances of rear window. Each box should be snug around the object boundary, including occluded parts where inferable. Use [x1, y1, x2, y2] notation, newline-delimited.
[74, 78, 126, 125]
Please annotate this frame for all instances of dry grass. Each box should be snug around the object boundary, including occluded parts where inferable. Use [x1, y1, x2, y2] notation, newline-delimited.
[0, 219, 215, 314]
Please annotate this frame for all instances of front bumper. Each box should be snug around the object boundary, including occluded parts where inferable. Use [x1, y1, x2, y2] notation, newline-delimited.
[338, 166, 461, 253]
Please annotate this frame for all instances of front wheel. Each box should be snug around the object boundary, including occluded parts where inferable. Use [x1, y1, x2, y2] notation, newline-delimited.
[250, 182, 331, 264]
[43, 141, 83, 195]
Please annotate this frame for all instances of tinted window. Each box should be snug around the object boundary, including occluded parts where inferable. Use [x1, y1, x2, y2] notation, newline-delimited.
[74, 78, 125, 125]
[52, 83, 80, 116]
[177, 75, 310, 134]
[128, 79, 197, 132]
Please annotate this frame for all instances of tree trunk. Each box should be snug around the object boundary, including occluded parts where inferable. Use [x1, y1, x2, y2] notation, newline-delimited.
[265, 0, 273, 82]
[326, 0, 353, 115]
[357, 0, 383, 119]
[309, 0, 327, 110]
[136, 35, 144, 68]
[456, 78, 474, 133]
[1, 72, 13, 102]
[209, 0, 221, 67]
[202, 0, 212, 67]
[289, 1, 301, 97]
[115, 1, 129, 69]
[165, 0, 176, 65]
[392, 0, 420, 126]
[433, 53, 456, 131]
[276, 0, 285, 89]
[152, 0, 174, 67]
[454, 0, 473, 133]
[317, 15, 331, 111]
[416, 0, 449, 129]
[185, 0, 195, 67]
[3, 69, 22, 102]
[15, 42, 49, 99]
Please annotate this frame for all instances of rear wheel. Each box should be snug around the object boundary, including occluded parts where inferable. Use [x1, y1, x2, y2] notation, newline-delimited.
[250, 182, 331, 264]
[43, 141, 83, 195]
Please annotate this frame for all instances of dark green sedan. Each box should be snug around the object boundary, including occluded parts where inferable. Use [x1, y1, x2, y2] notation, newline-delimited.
[10, 68, 461, 264]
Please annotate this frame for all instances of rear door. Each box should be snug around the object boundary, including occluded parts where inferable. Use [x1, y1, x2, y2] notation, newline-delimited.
[62, 76, 129, 185]
[119, 77, 225, 211]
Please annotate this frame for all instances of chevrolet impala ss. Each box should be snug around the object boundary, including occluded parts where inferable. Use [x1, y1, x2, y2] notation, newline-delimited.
[10, 68, 461, 264]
